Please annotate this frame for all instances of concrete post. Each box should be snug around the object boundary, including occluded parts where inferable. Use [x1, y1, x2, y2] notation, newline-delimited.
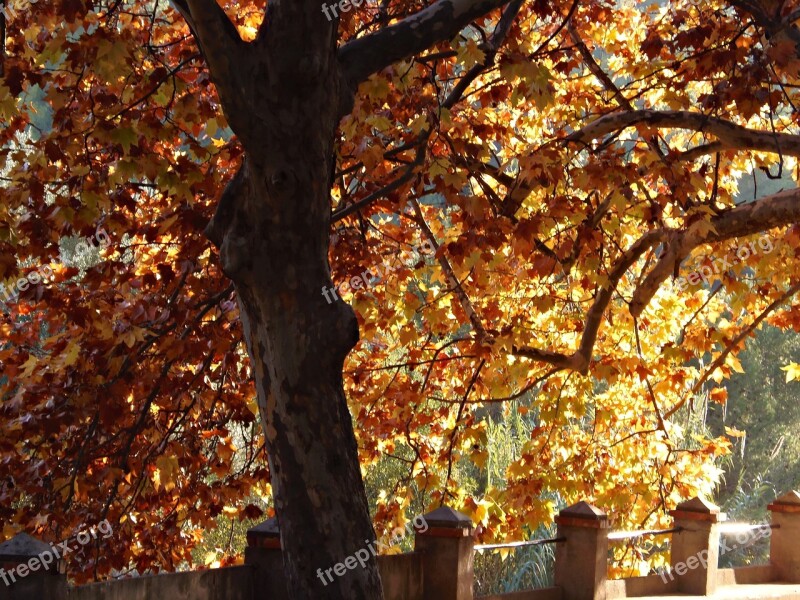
[0, 533, 66, 600]
[415, 506, 474, 600]
[668, 496, 724, 595]
[768, 490, 800, 582]
[554, 501, 609, 600]
[244, 517, 288, 600]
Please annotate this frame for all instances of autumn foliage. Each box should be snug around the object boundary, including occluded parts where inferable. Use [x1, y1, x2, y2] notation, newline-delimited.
[1, 0, 800, 582]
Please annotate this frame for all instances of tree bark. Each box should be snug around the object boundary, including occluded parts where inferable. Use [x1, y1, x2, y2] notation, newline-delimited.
[203, 28, 384, 600]
[179, 0, 520, 596]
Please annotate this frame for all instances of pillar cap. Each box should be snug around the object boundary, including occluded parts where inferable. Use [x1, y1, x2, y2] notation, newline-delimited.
[559, 501, 606, 520]
[0, 533, 54, 562]
[669, 496, 725, 522]
[421, 506, 473, 529]
[768, 490, 800, 513]
[555, 501, 609, 528]
[246, 517, 281, 549]
[418, 506, 473, 537]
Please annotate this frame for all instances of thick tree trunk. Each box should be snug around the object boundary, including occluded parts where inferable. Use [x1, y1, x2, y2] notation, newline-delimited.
[235, 226, 382, 600]
[202, 24, 384, 599]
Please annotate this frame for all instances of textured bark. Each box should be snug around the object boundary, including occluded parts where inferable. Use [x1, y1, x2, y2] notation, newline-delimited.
[203, 20, 384, 600]
[339, 0, 515, 86]
[176, 0, 522, 596]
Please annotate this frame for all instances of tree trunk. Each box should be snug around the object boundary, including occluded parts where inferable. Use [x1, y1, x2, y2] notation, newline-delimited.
[186, 0, 525, 594]
[235, 230, 382, 600]
[203, 28, 384, 600]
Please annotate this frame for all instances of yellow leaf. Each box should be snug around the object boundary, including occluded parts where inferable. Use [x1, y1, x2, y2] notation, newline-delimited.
[725, 426, 746, 438]
[154, 456, 180, 492]
[782, 362, 800, 383]
[62, 342, 80, 368]
[726, 354, 744, 374]
[457, 39, 486, 69]
[471, 450, 488, 469]
[21, 355, 38, 378]
[206, 118, 219, 138]
[409, 114, 427, 136]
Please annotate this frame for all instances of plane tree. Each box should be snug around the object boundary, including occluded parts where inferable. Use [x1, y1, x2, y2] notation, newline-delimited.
[2, 0, 800, 598]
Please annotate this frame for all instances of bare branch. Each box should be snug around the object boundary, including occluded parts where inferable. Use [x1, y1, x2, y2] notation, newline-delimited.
[568, 24, 668, 163]
[331, 143, 426, 223]
[339, 0, 514, 87]
[170, 0, 246, 117]
[512, 185, 800, 373]
[332, 0, 523, 222]
[411, 198, 491, 344]
[567, 110, 800, 157]
[675, 141, 726, 162]
[578, 230, 665, 363]
[441, 359, 485, 504]
[630, 187, 800, 317]
[512, 230, 665, 373]
[665, 282, 800, 419]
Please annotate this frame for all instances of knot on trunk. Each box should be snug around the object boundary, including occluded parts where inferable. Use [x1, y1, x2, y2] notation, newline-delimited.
[205, 159, 254, 279]
[267, 167, 296, 196]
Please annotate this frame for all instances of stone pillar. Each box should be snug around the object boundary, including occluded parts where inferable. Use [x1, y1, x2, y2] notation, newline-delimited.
[768, 490, 800, 582]
[668, 497, 724, 595]
[554, 501, 609, 600]
[0, 533, 66, 600]
[415, 506, 474, 600]
[244, 517, 288, 600]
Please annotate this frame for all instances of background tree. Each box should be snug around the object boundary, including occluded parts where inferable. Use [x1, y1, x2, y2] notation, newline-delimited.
[2, 0, 800, 598]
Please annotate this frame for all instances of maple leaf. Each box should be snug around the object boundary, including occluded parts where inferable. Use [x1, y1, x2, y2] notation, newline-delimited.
[781, 362, 800, 383]
[154, 456, 180, 493]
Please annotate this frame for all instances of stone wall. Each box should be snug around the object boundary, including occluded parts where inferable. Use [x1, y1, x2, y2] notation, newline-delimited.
[67, 566, 252, 600]
[4, 493, 800, 600]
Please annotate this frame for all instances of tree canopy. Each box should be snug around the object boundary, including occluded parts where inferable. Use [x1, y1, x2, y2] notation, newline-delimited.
[1, 0, 800, 591]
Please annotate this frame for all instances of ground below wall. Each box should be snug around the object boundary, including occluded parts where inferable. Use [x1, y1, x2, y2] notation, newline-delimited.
[639, 583, 800, 599]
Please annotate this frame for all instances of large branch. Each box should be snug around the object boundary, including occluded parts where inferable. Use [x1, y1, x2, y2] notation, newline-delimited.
[567, 110, 800, 157]
[629, 187, 800, 317]
[170, 0, 246, 119]
[513, 230, 666, 374]
[332, 0, 523, 220]
[338, 0, 514, 86]
[512, 186, 800, 372]
[482, 108, 800, 222]
[728, 0, 800, 53]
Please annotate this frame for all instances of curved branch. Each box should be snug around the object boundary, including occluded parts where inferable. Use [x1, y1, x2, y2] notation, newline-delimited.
[566, 110, 800, 157]
[664, 282, 800, 419]
[675, 141, 726, 162]
[332, 0, 523, 221]
[411, 198, 491, 344]
[630, 187, 800, 317]
[331, 144, 425, 222]
[511, 186, 800, 374]
[169, 0, 247, 121]
[339, 0, 514, 87]
[512, 229, 666, 373]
